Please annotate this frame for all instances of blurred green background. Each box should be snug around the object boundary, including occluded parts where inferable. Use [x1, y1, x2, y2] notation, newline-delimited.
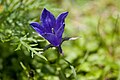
[0, 0, 120, 80]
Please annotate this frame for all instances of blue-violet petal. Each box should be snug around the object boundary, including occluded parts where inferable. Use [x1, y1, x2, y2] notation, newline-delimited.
[41, 8, 56, 33]
[42, 33, 60, 47]
[30, 22, 44, 34]
[55, 12, 68, 31]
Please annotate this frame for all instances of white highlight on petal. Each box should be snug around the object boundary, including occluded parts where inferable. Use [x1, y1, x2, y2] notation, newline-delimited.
[69, 37, 79, 40]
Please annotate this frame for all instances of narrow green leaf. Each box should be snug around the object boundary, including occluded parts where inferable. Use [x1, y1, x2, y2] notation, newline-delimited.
[70, 65, 77, 79]
[59, 69, 67, 80]
[20, 62, 27, 70]
[20, 38, 48, 61]
[32, 48, 43, 51]
[15, 43, 21, 51]
[30, 44, 38, 47]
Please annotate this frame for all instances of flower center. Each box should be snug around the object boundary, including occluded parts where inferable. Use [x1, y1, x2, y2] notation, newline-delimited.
[52, 28, 55, 34]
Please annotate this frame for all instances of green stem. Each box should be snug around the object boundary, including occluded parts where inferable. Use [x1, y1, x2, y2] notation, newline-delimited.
[62, 58, 77, 80]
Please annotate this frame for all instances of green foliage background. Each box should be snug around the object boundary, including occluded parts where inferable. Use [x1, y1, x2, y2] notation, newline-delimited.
[0, 0, 120, 80]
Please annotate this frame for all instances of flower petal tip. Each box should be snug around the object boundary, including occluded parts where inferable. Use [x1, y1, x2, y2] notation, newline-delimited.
[43, 8, 47, 11]
[62, 11, 69, 17]
[62, 11, 68, 14]
[42, 8, 50, 13]
[30, 22, 41, 29]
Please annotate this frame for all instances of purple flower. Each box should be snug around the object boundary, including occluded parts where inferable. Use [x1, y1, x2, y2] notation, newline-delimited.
[30, 8, 68, 54]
